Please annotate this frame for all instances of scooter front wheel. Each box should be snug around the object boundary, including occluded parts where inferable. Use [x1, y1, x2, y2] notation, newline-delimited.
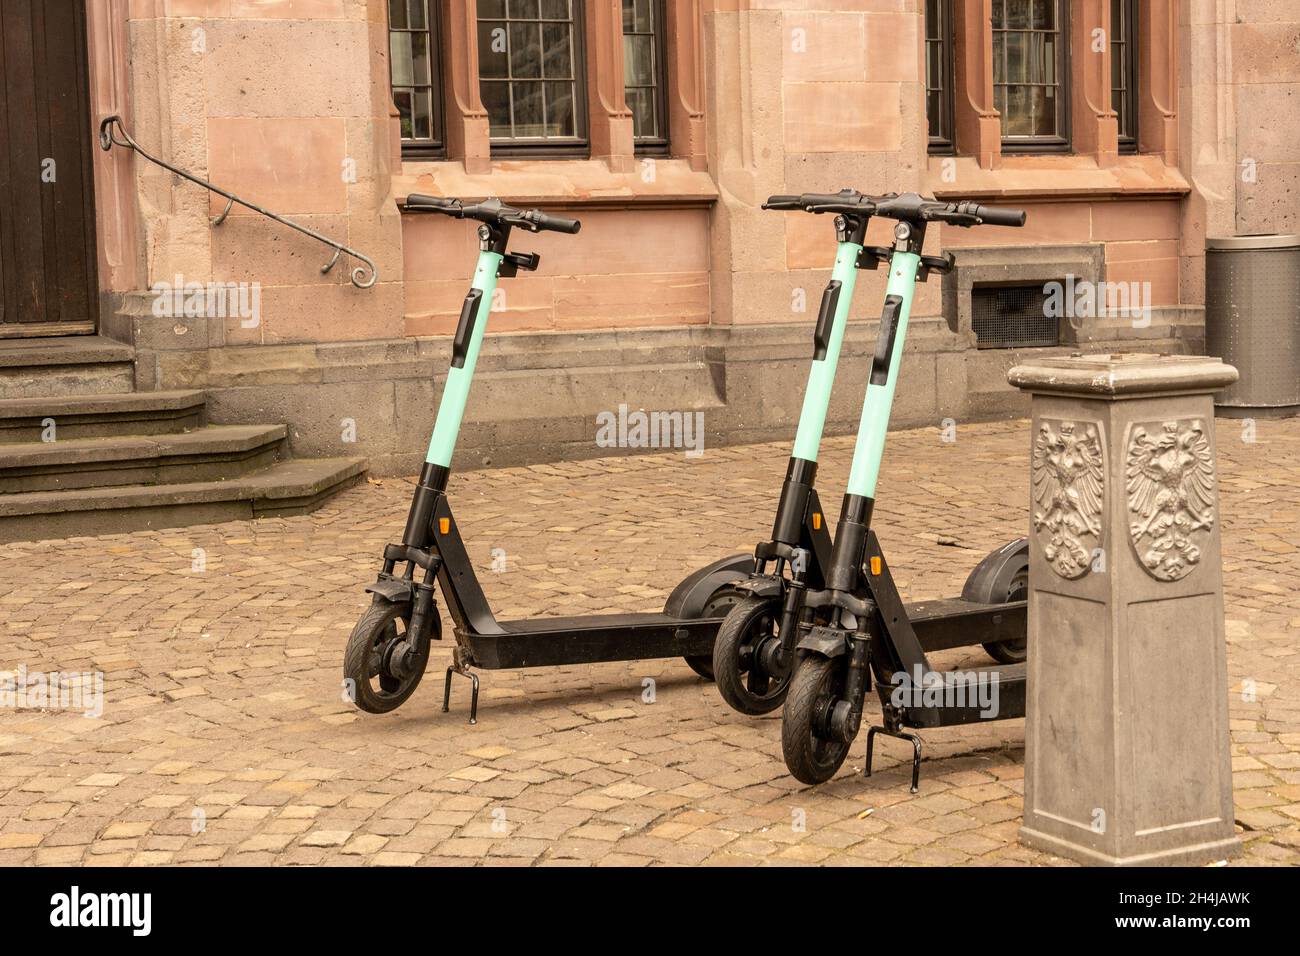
[713, 596, 789, 715]
[343, 599, 432, 713]
[781, 655, 852, 785]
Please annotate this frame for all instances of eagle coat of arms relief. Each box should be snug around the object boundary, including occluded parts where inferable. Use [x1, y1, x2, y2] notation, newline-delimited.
[1126, 420, 1217, 582]
[1032, 420, 1105, 579]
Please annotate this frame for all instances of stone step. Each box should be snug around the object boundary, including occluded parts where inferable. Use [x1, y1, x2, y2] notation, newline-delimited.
[0, 335, 135, 398]
[0, 424, 288, 494]
[0, 457, 368, 543]
[0, 390, 207, 443]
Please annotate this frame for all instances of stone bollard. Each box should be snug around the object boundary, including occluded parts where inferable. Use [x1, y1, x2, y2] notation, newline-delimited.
[1008, 353, 1241, 866]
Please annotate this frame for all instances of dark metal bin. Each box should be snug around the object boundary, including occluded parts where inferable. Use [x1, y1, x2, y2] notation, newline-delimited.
[1204, 234, 1300, 417]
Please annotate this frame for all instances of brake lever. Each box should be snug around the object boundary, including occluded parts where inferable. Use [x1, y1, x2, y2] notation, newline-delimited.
[805, 202, 875, 216]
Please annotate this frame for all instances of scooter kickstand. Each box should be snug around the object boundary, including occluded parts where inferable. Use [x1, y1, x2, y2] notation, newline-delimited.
[864, 724, 923, 794]
[442, 651, 480, 724]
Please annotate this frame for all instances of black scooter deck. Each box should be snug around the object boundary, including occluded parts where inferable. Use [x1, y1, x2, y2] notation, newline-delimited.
[907, 597, 1026, 653]
[465, 612, 719, 669]
[891, 662, 1027, 728]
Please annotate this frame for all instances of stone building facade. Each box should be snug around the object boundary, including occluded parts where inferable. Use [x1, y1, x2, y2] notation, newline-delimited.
[3, 0, 1296, 473]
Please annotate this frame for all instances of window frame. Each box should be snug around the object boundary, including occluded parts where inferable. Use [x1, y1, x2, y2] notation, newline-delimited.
[992, 0, 1072, 154]
[623, 0, 671, 156]
[478, 0, 591, 159]
[388, 0, 447, 160]
[925, 0, 956, 155]
[1111, 0, 1139, 153]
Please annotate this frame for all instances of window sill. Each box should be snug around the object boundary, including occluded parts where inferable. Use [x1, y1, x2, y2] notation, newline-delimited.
[923, 153, 1190, 202]
[394, 157, 718, 210]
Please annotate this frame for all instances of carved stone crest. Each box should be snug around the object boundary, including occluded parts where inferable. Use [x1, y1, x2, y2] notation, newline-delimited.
[1126, 419, 1217, 581]
[1032, 419, 1105, 579]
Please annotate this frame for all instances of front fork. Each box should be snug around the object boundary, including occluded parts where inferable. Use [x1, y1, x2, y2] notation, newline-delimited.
[801, 238, 924, 739]
[747, 236, 864, 678]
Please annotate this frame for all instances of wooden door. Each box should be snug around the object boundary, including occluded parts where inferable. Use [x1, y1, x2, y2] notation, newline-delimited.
[0, 0, 98, 337]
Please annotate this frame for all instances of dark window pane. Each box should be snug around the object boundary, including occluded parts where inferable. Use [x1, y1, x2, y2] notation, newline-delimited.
[624, 34, 653, 86]
[542, 0, 570, 18]
[509, 0, 539, 17]
[510, 22, 543, 78]
[542, 21, 573, 78]
[393, 89, 413, 138]
[481, 81, 511, 135]
[406, 0, 426, 29]
[410, 30, 430, 85]
[389, 0, 408, 30]
[479, 22, 509, 78]
[479, 0, 506, 15]
[545, 81, 576, 137]
[412, 89, 433, 139]
[631, 0, 654, 32]
[512, 81, 545, 136]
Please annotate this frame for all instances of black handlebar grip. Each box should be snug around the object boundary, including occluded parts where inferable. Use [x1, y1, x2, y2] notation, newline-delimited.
[535, 211, 582, 234]
[404, 193, 459, 210]
[763, 195, 802, 209]
[973, 204, 1026, 227]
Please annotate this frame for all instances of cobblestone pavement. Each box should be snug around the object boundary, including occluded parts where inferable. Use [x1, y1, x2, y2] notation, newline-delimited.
[1, 417, 1298, 866]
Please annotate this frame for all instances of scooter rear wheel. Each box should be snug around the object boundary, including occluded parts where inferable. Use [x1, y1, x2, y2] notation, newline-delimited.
[343, 599, 432, 713]
[713, 595, 789, 715]
[683, 588, 745, 682]
[982, 568, 1028, 664]
[782, 655, 852, 785]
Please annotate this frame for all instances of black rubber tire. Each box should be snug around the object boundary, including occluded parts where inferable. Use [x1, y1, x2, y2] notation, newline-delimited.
[343, 599, 428, 714]
[682, 588, 743, 683]
[781, 655, 852, 785]
[713, 595, 789, 715]
[982, 568, 1029, 664]
[684, 655, 715, 681]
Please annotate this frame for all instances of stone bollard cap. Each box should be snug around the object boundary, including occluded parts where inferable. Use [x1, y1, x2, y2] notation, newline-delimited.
[1007, 351, 1239, 399]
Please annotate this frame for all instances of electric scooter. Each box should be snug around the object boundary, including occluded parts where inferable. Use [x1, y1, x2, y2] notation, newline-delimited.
[712, 191, 1030, 726]
[344, 195, 754, 721]
[767, 191, 1031, 789]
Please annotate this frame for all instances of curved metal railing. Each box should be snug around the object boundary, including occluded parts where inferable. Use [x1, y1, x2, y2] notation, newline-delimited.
[99, 115, 377, 290]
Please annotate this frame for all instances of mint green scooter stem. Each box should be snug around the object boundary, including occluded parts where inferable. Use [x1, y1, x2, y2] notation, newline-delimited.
[790, 240, 862, 463]
[425, 250, 503, 467]
[845, 251, 920, 498]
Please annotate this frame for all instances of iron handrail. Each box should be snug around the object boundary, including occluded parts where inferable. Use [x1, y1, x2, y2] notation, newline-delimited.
[99, 115, 377, 290]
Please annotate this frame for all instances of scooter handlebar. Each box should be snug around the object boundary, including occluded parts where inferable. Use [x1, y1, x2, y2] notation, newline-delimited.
[522, 209, 582, 234]
[763, 190, 869, 214]
[404, 193, 461, 214]
[402, 195, 582, 234]
[963, 203, 1026, 227]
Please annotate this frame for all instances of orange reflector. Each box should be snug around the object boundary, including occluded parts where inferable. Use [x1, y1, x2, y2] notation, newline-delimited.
[439, 517, 450, 534]
[870, 556, 882, 576]
[812, 513, 822, 530]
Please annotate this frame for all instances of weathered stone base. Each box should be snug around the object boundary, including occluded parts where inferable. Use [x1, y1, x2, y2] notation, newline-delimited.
[106, 297, 1205, 475]
[1019, 826, 1241, 867]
